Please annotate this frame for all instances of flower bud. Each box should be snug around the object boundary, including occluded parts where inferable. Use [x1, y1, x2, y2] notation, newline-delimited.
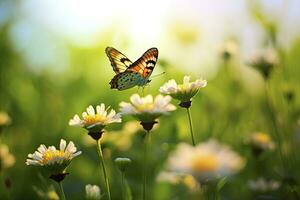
[114, 157, 132, 172]
[85, 184, 101, 200]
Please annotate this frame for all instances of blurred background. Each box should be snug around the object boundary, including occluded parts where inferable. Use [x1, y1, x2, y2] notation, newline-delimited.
[0, 0, 300, 199]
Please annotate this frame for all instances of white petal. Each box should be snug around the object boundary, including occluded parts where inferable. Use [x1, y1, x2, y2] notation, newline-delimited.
[130, 94, 143, 105]
[160, 79, 178, 94]
[87, 105, 95, 116]
[162, 95, 172, 104]
[143, 95, 153, 104]
[48, 146, 56, 151]
[159, 86, 168, 94]
[69, 114, 82, 126]
[66, 141, 76, 153]
[72, 151, 82, 157]
[120, 102, 136, 114]
[26, 159, 40, 166]
[183, 75, 191, 84]
[96, 105, 101, 115]
[195, 79, 207, 88]
[100, 103, 105, 114]
[37, 145, 47, 154]
[27, 153, 34, 158]
[60, 139, 67, 151]
[165, 104, 177, 112]
[32, 152, 43, 161]
[169, 79, 178, 87]
[82, 112, 88, 118]
[156, 95, 172, 109]
[103, 110, 107, 117]
[160, 82, 178, 94]
[107, 109, 116, 119]
[97, 104, 105, 115]
[168, 86, 177, 93]
[154, 95, 165, 107]
[112, 114, 122, 123]
[201, 80, 207, 87]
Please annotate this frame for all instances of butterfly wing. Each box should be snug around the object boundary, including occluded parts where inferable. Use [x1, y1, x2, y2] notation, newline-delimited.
[105, 47, 133, 74]
[126, 47, 158, 79]
[108, 47, 159, 90]
[110, 71, 143, 90]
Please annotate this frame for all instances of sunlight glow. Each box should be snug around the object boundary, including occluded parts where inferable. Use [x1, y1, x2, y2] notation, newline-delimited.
[9, 0, 300, 75]
[23, 0, 171, 47]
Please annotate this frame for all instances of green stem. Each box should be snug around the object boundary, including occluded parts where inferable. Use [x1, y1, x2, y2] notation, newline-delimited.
[0, 172, 9, 200]
[203, 183, 218, 200]
[97, 140, 111, 200]
[58, 182, 66, 200]
[186, 108, 196, 146]
[264, 81, 286, 171]
[143, 132, 150, 200]
[204, 185, 209, 200]
[121, 171, 125, 200]
[292, 189, 300, 200]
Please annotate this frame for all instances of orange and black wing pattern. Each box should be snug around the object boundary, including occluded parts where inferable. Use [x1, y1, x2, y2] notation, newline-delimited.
[126, 47, 158, 79]
[105, 47, 133, 74]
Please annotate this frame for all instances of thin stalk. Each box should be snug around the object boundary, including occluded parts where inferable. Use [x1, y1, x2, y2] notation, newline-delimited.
[204, 185, 209, 200]
[0, 172, 10, 200]
[97, 140, 111, 200]
[121, 171, 125, 200]
[186, 108, 196, 146]
[202, 181, 219, 200]
[58, 182, 66, 200]
[292, 189, 300, 200]
[265, 83, 300, 200]
[264, 81, 286, 171]
[143, 132, 150, 200]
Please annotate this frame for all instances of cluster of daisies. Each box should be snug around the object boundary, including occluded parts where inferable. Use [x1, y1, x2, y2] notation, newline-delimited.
[25, 75, 276, 199]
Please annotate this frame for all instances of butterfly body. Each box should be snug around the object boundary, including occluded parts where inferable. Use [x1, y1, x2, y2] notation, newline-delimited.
[106, 47, 158, 90]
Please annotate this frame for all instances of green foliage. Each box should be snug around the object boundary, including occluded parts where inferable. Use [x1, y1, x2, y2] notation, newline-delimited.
[1, 3, 300, 200]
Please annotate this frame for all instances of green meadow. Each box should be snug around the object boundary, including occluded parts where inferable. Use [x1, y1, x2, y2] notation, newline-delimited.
[0, 1, 300, 199]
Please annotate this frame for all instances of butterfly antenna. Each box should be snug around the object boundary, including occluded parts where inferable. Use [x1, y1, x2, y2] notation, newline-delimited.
[151, 72, 166, 79]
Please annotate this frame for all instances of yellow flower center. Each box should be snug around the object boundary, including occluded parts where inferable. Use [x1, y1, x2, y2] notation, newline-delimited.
[178, 84, 189, 92]
[182, 175, 197, 189]
[136, 103, 154, 112]
[191, 153, 219, 172]
[253, 133, 271, 144]
[84, 114, 106, 125]
[41, 150, 68, 164]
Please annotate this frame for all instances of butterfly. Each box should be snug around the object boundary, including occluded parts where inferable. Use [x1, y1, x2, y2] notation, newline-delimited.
[105, 47, 159, 90]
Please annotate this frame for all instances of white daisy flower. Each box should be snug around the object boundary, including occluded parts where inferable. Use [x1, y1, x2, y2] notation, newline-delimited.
[0, 111, 11, 127]
[249, 132, 275, 155]
[156, 171, 181, 184]
[119, 94, 176, 124]
[26, 139, 81, 174]
[217, 39, 238, 60]
[69, 103, 121, 136]
[0, 144, 15, 170]
[85, 184, 101, 200]
[167, 140, 245, 182]
[247, 48, 279, 79]
[156, 171, 199, 190]
[159, 75, 207, 106]
[33, 185, 59, 200]
[248, 178, 281, 192]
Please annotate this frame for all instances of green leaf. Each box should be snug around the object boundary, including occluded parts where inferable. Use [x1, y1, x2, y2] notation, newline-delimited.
[217, 177, 227, 191]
